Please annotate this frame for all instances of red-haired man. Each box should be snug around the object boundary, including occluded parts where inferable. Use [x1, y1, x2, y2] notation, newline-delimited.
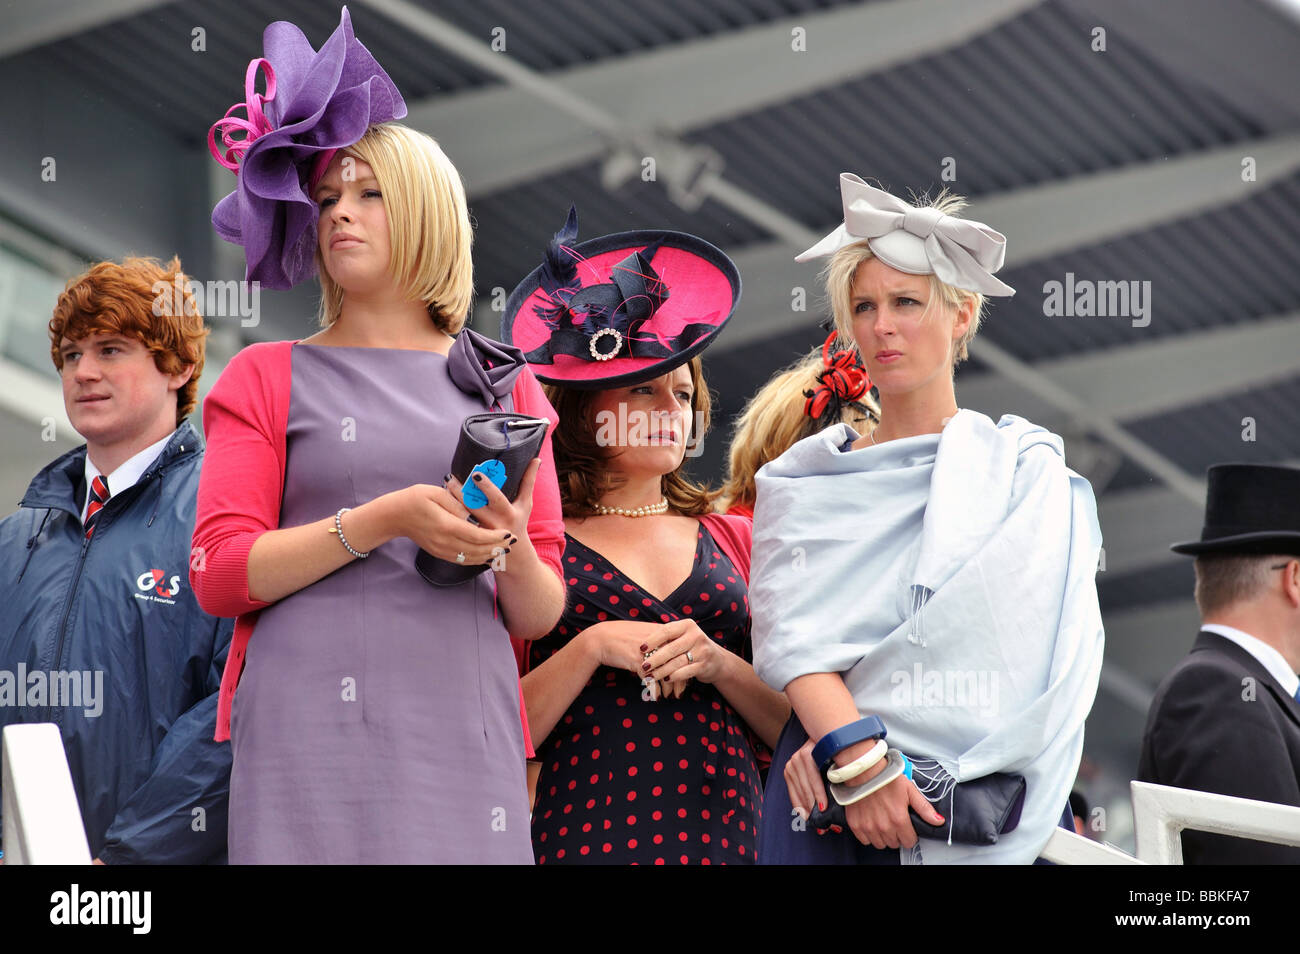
[0, 257, 232, 863]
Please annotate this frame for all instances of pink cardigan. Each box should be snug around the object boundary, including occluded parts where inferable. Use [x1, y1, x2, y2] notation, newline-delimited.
[698, 511, 752, 584]
[191, 340, 565, 743]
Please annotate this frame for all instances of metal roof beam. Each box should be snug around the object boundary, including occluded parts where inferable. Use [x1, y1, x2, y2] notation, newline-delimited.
[963, 136, 1300, 266]
[1097, 486, 1202, 576]
[366, 0, 1259, 512]
[0, 0, 171, 58]
[717, 133, 1300, 352]
[362, 0, 1042, 196]
[1060, 0, 1300, 129]
[956, 312, 1300, 427]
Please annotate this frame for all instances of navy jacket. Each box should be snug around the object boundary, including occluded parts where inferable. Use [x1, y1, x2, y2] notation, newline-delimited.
[0, 420, 232, 863]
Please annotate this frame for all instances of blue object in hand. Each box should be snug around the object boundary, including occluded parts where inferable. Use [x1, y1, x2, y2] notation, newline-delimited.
[462, 459, 507, 509]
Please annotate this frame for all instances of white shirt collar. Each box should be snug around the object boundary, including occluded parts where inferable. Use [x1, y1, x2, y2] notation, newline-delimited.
[1201, 623, 1299, 697]
[81, 431, 176, 523]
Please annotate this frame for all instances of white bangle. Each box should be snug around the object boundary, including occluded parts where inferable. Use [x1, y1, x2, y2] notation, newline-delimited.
[826, 738, 888, 783]
[830, 748, 905, 806]
[329, 507, 369, 559]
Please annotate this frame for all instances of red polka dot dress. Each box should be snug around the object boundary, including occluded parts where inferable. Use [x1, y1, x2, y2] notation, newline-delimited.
[530, 522, 763, 865]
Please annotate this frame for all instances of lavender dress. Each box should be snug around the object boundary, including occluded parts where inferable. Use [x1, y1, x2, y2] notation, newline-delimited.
[228, 336, 533, 864]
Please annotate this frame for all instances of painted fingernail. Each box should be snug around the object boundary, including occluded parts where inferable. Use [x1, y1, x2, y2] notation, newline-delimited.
[639, 644, 648, 652]
[935, 813, 945, 823]
[830, 825, 843, 834]
[503, 533, 512, 539]
[443, 472, 451, 482]
[641, 662, 651, 672]
[473, 472, 483, 482]
[662, 675, 670, 682]
[817, 800, 826, 811]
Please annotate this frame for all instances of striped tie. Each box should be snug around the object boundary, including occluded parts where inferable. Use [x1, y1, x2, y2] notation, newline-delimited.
[84, 475, 109, 538]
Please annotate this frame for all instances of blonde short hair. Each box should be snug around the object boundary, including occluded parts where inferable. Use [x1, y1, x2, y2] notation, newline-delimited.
[823, 189, 985, 368]
[714, 347, 879, 513]
[316, 123, 474, 332]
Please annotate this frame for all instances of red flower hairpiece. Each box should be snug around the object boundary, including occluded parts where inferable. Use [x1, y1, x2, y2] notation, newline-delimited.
[804, 330, 871, 421]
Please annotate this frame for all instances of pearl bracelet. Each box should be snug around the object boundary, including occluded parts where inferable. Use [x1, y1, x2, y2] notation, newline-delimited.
[329, 506, 369, 559]
[826, 738, 888, 784]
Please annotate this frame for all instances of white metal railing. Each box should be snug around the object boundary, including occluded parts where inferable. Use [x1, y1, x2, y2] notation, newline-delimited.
[6, 722, 1297, 866]
[1039, 779, 1300, 864]
[1, 723, 91, 864]
[1042, 826, 1146, 864]
[1130, 779, 1300, 864]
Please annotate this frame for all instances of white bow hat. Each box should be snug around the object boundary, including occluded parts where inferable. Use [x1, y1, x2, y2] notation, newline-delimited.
[796, 173, 1015, 297]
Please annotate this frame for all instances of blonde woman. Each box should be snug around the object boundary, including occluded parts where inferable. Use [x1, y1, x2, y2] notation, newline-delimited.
[716, 331, 880, 519]
[750, 174, 1104, 864]
[191, 12, 564, 863]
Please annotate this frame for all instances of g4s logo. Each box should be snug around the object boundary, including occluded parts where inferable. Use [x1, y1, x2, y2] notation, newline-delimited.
[137, 569, 182, 598]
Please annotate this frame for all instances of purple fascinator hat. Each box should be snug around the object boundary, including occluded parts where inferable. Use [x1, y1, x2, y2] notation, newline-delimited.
[207, 6, 407, 290]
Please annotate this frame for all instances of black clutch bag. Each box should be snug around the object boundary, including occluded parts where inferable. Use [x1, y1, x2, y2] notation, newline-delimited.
[414, 412, 550, 587]
[907, 771, 1026, 845]
[808, 761, 1026, 846]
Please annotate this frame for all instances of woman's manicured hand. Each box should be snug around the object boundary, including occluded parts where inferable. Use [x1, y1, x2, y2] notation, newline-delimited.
[580, 619, 662, 675]
[842, 770, 944, 850]
[784, 737, 828, 825]
[390, 483, 518, 566]
[642, 619, 730, 699]
[443, 457, 540, 544]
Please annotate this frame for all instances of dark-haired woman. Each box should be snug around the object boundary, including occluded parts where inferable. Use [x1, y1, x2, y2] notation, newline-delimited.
[502, 216, 790, 864]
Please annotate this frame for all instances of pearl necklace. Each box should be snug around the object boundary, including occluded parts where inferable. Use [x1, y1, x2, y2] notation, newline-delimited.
[593, 497, 669, 517]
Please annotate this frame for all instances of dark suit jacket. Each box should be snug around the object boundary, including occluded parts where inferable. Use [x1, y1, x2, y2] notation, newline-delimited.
[1138, 630, 1300, 864]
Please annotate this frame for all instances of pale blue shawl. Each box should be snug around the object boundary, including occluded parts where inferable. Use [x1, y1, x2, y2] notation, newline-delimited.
[750, 410, 1105, 864]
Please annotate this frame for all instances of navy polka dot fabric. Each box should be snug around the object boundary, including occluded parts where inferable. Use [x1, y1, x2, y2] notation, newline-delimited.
[530, 523, 762, 864]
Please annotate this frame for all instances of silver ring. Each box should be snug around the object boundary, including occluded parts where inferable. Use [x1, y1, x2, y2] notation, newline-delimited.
[686, 651, 694, 663]
[455, 552, 466, 564]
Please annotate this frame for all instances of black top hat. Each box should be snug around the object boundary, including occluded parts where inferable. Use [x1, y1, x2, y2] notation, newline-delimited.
[1170, 463, 1300, 556]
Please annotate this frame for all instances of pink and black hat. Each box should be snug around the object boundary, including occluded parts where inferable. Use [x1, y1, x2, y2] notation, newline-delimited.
[501, 207, 741, 389]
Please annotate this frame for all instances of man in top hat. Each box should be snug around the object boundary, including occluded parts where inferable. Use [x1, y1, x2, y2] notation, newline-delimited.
[1137, 463, 1300, 863]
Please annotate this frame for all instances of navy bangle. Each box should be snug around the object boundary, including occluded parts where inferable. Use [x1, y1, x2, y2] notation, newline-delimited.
[812, 716, 887, 771]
